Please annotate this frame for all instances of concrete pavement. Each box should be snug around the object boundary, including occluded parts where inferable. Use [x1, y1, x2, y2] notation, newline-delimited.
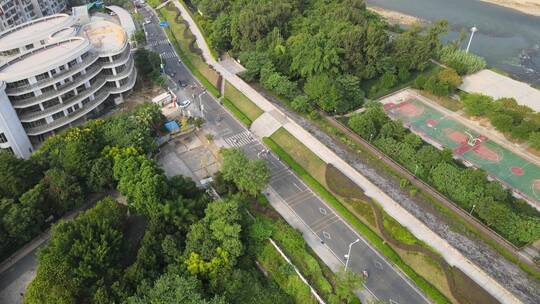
[169, 1, 522, 303]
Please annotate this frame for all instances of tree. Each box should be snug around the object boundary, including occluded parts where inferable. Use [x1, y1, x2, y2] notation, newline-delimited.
[25, 198, 127, 304]
[133, 29, 146, 45]
[490, 113, 514, 133]
[184, 198, 244, 285]
[112, 148, 168, 215]
[462, 93, 493, 116]
[41, 168, 84, 215]
[291, 95, 313, 113]
[0, 151, 41, 199]
[530, 132, 540, 150]
[127, 273, 226, 304]
[304, 74, 341, 113]
[220, 148, 269, 196]
[335, 268, 364, 303]
[134, 49, 162, 85]
[348, 113, 377, 140]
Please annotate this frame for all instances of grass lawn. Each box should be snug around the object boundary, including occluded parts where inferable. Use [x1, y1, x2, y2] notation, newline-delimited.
[222, 97, 253, 126]
[269, 128, 327, 184]
[396, 249, 458, 304]
[158, 5, 220, 97]
[224, 81, 263, 122]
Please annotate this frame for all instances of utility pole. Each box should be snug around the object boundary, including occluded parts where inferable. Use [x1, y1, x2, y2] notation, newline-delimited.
[466, 26, 478, 53]
[344, 239, 360, 271]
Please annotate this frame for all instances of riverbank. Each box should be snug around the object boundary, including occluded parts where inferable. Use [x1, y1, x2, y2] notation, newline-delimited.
[368, 5, 425, 25]
[480, 0, 540, 16]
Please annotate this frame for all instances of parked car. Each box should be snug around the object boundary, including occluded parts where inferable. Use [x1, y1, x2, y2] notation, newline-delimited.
[178, 99, 191, 108]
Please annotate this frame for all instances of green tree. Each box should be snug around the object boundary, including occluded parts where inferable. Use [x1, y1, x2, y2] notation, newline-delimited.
[220, 148, 269, 196]
[530, 132, 540, 150]
[128, 273, 226, 304]
[0, 151, 41, 199]
[462, 93, 493, 116]
[25, 198, 127, 304]
[335, 268, 364, 303]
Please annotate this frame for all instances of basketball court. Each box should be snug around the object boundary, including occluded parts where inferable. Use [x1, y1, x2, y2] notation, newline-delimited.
[380, 91, 540, 206]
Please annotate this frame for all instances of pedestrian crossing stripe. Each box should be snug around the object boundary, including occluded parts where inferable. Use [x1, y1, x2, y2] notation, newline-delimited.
[224, 131, 255, 148]
[148, 40, 169, 47]
[161, 52, 176, 59]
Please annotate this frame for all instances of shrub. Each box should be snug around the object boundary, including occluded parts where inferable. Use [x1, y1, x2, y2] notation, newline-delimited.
[438, 45, 486, 75]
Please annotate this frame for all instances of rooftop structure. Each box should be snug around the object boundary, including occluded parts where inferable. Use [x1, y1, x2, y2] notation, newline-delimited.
[0, 8, 137, 158]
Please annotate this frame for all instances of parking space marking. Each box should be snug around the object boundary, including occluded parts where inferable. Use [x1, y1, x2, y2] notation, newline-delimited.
[322, 231, 331, 239]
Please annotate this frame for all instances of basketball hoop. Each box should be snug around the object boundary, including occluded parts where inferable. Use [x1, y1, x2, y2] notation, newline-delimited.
[465, 131, 482, 146]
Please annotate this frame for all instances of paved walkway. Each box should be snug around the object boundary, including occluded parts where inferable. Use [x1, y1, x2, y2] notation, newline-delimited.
[170, 1, 522, 302]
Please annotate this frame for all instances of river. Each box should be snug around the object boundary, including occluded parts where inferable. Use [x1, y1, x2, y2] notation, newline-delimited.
[366, 0, 540, 85]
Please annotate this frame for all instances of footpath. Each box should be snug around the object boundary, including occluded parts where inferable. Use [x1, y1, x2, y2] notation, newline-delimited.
[170, 1, 522, 303]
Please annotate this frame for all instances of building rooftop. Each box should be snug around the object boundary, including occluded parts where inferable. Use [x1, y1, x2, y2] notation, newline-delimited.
[79, 19, 127, 54]
[0, 38, 89, 81]
[106, 5, 136, 38]
[0, 14, 75, 51]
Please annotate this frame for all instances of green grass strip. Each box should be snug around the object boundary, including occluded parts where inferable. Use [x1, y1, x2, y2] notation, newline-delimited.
[157, 10, 220, 98]
[263, 136, 450, 304]
[222, 97, 252, 126]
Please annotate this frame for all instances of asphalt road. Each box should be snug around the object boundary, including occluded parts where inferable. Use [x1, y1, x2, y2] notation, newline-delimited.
[141, 4, 430, 303]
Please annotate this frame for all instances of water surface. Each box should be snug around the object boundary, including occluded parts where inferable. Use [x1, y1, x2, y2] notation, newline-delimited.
[367, 0, 540, 85]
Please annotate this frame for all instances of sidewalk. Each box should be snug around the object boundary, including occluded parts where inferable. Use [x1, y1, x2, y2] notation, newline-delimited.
[169, 1, 522, 303]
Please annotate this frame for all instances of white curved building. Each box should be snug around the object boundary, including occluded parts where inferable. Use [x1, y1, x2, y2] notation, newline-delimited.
[0, 12, 136, 158]
[0, 0, 67, 32]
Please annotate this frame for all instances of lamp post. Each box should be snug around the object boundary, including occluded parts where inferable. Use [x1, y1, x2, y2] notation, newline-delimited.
[197, 90, 207, 118]
[466, 26, 478, 53]
[469, 204, 476, 215]
[344, 238, 361, 271]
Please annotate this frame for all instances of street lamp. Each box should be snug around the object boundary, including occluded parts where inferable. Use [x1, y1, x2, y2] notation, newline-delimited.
[197, 90, 207, 118]
[344, 238, 361, 271]
[465, 26, 478, 53]
[469, 204, 476, 215]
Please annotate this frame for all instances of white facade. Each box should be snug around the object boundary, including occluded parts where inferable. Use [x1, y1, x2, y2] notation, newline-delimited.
[0, 0, 67, 32]
[0, 13, 137, 158]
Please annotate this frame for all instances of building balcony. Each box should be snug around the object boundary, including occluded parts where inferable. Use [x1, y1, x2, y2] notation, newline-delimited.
[11, 52, 132, 108]
[25, 71, 136, 136]
[19, 60, 135, 122]
[6, 45, 130, 95]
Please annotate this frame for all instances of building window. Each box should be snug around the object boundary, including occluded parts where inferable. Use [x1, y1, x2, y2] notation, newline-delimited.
[0, 133, 7, 144]
[52, 111, 65, 120]
[25, 43, 34, 50]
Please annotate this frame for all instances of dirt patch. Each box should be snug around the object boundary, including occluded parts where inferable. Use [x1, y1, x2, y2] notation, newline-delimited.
[326, 164, 366, 200]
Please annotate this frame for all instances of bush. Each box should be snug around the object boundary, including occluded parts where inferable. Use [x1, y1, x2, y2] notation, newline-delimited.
[438, 45, 486, 75]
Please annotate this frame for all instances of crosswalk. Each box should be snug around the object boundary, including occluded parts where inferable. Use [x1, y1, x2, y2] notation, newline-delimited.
[148, 39, 169, 47]
[224, 131, 256, 148]
[160, 51, 177, 59]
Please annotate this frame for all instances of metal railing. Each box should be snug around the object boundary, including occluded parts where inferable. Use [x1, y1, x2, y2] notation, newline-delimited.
[25, 71, 137, 135]
[19, 59, 135, 122]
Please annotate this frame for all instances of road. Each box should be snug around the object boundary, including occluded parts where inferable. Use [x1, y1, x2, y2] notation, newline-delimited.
[140, 4, 429, 303]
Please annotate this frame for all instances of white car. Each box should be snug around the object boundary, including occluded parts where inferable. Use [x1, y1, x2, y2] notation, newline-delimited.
[178, 99, 191, 108]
